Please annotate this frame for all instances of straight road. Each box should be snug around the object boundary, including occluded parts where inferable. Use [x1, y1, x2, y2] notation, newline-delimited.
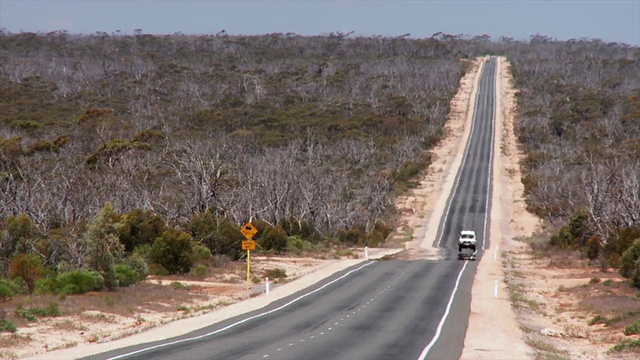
[87, 57, 497, 360]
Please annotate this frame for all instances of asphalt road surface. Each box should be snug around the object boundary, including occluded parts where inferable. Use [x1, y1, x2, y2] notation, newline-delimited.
[86, 57, 497, 360]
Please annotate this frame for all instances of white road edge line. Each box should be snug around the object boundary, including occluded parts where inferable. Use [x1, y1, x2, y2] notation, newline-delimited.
[106, 261, 375, 360]
[482, 59, 496, 251]
[417, 261, 470, 360]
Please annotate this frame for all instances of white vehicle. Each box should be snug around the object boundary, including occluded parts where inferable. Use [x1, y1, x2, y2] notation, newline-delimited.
[458, 230, 477, 260]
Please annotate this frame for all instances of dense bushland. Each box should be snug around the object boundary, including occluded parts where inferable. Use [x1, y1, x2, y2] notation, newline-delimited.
[498, 37, 640, 275]
[0, 31, 467, 294]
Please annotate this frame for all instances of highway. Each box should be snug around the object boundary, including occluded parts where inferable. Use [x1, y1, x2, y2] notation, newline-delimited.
[86, 57, 497, 360]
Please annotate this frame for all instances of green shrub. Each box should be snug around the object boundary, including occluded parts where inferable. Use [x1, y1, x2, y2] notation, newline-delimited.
[193, 216, 243, 260]
[125, 253, 149, 280]
[632, 257, 640, 289]
[117, 209, 167, 253]
[263, 268, 287, 280]
[192, 245, 212, 264]
[0, 279, 15, 302]
[287, 235, 306, 253]
[620, 239, 640, 280]
[170, 282, 188, 290]
[58, 270, 104, 294]
[190, 265, 207, 278]
[609, 338, 640, 353]
[34, 269, 104, 296]
[150, 229, 194, 274]
[5, 213, 40, 245]
[0, 284, 13, 301]
[259, 225, 288, 253]
[114, 264, 140, 287]
[190, 212, 218, 243]
[588, 314, 608, 325]
[586, 237, 600, 261]
[0, 318, 17, 333]
[624, 319, 640, 335]
[9, 276, 29, 295]
[337, 225, 367, 246]
[17, 308, 38, 322]
[8, 253, 44, 293]
[367, 222, 393, 247]
[42, 302, 61, 316]
[278, 217, 320, 242]
[148, 263, 169, 276]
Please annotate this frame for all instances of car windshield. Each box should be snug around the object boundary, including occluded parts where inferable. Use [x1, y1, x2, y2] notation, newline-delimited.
[462, 234, 474, 239]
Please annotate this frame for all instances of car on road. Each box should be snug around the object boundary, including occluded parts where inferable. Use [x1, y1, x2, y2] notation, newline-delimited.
[458, 230, 477, 260]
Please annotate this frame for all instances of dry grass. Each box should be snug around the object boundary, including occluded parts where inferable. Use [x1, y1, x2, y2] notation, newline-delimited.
[1, 254, 354, 358]
[508, 235, 640, 359]
[0, 333, 33, 348]
[51, 319, 88, 332]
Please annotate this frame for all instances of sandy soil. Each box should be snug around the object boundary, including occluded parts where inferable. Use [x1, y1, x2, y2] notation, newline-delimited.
[10, 56, 627, 360]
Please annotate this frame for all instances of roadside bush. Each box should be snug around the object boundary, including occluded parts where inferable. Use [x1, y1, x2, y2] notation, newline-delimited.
[259, 225, 288, 253]
[34, 269, 104, 296]
[609, 339, 640, 353]
[148, 263, 169, 276]
[114, 264, 140, 287]
[170, 281, 188, 290]
[192, 244, 212, 264]
[190, 265, 207, 278]
[278, 217, 321, 243]
[0, 318, 17, 333]
[190, 212, 217, 243]
[195, 217, 243, 260]
[624, 319, 640, 335]
[263, 268, 287, 281]
[0, 279, 14, 302]
[117, 209, 167, 253]
[632, 257, 640, 289]
[125, 253, 149, 280]
[8, 253, 44, 293]
[619, 239, 640, 284]
[7, 277, 28, 295]
[337, 225, 366, 246]
[150, 229, 193, 274]
[367, 222, 393, 247]
[16, 303, 60, 322]
[1, 213, 40, 265]
[586, 237, 600, 261]
[287, 236, 308, 254]
[588, 314, 608, 325]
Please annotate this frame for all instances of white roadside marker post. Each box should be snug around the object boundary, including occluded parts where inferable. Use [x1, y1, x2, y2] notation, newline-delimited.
[266, 277, 270, 296]
[365, 246, 369, 259]
[494, 279, 498, 298]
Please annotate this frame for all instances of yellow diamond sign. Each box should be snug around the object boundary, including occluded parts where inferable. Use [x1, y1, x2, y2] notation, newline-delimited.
[240, 222, 258, 240]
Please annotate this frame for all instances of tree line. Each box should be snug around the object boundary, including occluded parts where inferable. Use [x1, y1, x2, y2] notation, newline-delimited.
[0, 31, 465, 295]
[497, 36, 640, 274]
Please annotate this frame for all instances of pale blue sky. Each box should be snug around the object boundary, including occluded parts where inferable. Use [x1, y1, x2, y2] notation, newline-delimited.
[1, 0, 639, 45]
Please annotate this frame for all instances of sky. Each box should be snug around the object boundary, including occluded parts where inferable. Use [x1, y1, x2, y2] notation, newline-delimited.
[1, 0, 639, 45]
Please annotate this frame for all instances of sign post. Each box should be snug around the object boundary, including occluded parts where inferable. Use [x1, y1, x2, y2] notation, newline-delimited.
[240, 222, 258, 290]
